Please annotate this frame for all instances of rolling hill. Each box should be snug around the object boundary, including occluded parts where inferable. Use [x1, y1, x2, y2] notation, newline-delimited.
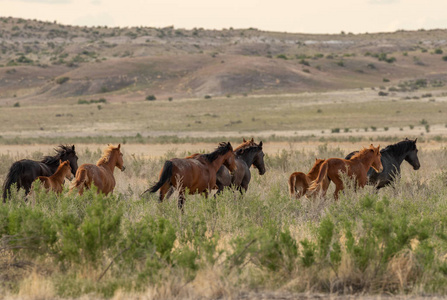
[1, 16, 447, 105]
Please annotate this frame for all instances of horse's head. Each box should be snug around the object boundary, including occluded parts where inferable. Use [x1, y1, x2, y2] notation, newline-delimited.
[370, 144, 383, 173]
[315, 158, 325, 165]
[313, 158, 326, 170]
[113, 144, 126, 171]
[59, 159, 74, 180]
[59, 145, 78, 175]
[404, 138, 421, 170]
[252, 141, 266, 175]
[222, 142, 237, 172]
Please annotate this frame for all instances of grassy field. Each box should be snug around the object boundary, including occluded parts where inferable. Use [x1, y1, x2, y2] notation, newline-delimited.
[1, 140, 447, 299]
[3, 17, 447, 299]
[1, 86, 447, 145]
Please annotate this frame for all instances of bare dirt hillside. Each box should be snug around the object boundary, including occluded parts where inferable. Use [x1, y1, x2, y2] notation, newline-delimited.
[1, 17, 447, 105]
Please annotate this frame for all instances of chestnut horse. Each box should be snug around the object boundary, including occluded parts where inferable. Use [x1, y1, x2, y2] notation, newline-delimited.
[70, 144, 125, 195]
[143, 142, 236, 209]
[288, 158, 327, 199]
[308, 145, 383, 200]
[160, 138, 264, 198]
[35, 160, 73, 194]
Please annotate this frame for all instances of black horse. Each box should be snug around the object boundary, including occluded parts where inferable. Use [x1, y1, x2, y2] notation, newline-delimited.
[2, 145, 78, 202]
[345, 138, 420, 189]
[216, 141, 266, 194]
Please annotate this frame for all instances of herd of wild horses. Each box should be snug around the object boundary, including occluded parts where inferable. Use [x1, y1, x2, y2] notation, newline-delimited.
[1, 138, 420, 208]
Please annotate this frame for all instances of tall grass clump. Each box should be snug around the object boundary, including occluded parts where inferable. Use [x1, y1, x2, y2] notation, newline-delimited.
[1, 146, 447, 298]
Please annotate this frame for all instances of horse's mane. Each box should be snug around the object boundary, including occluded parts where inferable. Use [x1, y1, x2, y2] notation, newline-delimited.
[41, 145, 75, 165]
[309, 159, 325, 173]
[234, 139, 255, 151]
[235, 143, 261, 156]
[349, 147, 376, 160]
[97, 145, 119, 165]
[55, 160, 70, 171]
[202, 142, 233, 163]
[382, 139, 416, 155]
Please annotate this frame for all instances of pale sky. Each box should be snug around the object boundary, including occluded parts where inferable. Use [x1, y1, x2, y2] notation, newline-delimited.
[2, 0, 447, 34]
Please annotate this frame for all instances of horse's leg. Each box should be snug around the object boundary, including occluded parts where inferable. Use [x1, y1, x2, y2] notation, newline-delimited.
[159, 183, 171, 203]
[216, 182, 224, 195]
[297, 178, 307, 198]
[178, 190, 186, 211]
[164, 186, 175, 200]
[331, 177, 344, 200]
[237, 184, 246, 195]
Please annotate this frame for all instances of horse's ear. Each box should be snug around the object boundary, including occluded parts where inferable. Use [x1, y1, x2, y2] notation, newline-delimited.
[259, 141, 263, 147]
[72, 145, 75, 151]
[243, 138, 246, 142]
[59, 159, 62, 164]
[117, 144, 121, 150]
[251, 138, 254, 142]
[414, 138, 417, 143]
[377, 145, 380, 152]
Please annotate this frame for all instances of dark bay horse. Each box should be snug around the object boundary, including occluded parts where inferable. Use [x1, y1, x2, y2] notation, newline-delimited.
[345, 138, 420, 189]
[35, 160, 73, 194]
[2, 145, 78, 202]
[309, 145, 383, 200]
[70, 144, 125, 195]
[288, 158, 327, 199]
[144, 142, 236, 209]
[215, 139, 266, 194]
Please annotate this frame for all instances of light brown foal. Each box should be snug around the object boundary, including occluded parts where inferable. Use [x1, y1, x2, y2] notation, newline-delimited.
[288, 158, 328, 199]
[308, 145, 383, 200]
[35, 160, 73, 194]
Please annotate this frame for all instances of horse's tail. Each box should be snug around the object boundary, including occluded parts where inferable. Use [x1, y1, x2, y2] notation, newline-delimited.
[288, 173, 297, 198]
[36, 176, 48, 187]
[2, 162, 24, 202]
[142, 161, 173, 195]
[308, 162, 329, 195]
[70, 169, 88, 194]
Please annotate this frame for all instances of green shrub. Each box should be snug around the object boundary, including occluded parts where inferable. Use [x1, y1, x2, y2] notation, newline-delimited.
[299, 59, 310, 66]
[56, 76, 69, 84]
[145, 95, 156, 101]
[276, 54, 288, 60]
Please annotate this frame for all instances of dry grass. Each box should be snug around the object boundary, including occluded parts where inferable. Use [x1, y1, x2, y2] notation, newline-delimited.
[1, 87, 447, 143]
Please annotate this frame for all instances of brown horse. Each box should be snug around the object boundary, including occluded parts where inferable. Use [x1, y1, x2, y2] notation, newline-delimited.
[35, 160, 73, 194]
[70, 144, 125, 195]
[308, 145, 383, 200]
[288, 158, 327, 199]
[143, 142, 236, 209]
